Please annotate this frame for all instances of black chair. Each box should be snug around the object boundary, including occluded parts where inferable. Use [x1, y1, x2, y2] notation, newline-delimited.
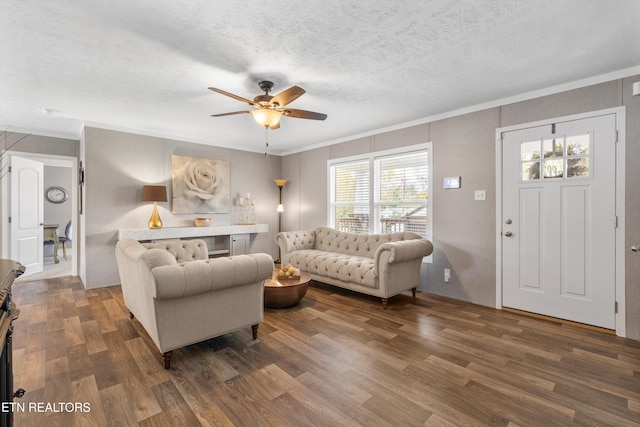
[58, 221, 72, 261]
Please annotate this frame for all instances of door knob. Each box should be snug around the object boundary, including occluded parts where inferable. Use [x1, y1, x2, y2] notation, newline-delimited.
[504, 231, 513, 237]
[505, 219, 512, 224]
[632, 245, 640, 252]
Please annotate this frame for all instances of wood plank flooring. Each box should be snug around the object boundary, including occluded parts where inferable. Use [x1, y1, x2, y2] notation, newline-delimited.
[9, 275, 640, 426]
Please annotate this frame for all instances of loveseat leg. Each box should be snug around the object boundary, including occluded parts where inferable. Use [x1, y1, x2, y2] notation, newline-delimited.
[163, 351, 173, 369]
[412, 287, 417, 297]
[251, 324, 259, 340]
[129, 311, 134, 319]
[381, 298, 388, 309]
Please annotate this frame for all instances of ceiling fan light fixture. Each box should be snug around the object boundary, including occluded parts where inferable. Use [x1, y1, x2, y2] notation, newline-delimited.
[251, 109, 282, 128]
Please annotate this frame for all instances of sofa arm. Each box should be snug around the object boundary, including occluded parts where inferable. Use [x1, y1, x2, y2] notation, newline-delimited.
[374, 239, 433, 274]
[150, 253, 274, 300]
[117, 238, 151, 261]
[275, 230, 316, 257]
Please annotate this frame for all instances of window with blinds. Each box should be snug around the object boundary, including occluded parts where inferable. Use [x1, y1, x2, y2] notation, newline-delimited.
[329, 144, 431, 238]
[375, 151, 428, 236]
[329, 160, 370, 234]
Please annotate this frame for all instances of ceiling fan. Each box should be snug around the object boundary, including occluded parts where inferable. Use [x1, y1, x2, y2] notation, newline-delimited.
[208, 80, 327, 129]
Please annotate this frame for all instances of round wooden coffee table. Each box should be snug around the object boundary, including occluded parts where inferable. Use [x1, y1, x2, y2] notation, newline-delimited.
[264, 271, 311, 308]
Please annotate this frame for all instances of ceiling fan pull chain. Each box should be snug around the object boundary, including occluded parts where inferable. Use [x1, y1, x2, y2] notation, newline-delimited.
[264, 126, 269, 156]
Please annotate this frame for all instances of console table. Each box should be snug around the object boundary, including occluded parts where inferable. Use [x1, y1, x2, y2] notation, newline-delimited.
[118, 224, 269, 257]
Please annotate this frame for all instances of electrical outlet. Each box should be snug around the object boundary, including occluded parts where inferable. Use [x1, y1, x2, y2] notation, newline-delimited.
[444, 268, 451, 283]
[475, 190, 486, 201]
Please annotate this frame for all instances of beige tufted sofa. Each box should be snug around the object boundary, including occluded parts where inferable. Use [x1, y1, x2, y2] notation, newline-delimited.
[275, 226, 433, 308]
[115, 238, 273, 368]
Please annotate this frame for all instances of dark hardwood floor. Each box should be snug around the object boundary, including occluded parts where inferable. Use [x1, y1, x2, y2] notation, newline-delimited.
[9, 275, 640, 426]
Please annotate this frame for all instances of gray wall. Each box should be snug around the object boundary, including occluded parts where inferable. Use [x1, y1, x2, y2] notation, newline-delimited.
[0, 132, 78, 158]
[623, 76, 640, 342]
[43, 165, 73, 242]
[282, 75, 640, 340]
[428, 108, 499, 306]
[81, 127, 282, 288]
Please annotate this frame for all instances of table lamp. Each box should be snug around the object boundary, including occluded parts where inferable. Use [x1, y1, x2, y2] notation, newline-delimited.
[141, 185, 167, 229]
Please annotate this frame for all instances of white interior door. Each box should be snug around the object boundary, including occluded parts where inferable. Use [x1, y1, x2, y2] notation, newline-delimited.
[502, 113, 617, 329]
[10, 155, 44, 276]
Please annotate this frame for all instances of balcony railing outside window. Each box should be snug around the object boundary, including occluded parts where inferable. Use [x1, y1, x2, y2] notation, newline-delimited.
[337, 215, 427, 236]
[380, 216, 427, 235]
[337, 214, 369, 234]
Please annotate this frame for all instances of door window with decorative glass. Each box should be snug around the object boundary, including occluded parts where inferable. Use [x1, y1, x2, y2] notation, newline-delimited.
[520, 133, 591, 181]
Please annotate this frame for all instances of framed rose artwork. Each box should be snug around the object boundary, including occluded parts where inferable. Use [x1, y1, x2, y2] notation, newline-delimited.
[171, 155, 230, 214]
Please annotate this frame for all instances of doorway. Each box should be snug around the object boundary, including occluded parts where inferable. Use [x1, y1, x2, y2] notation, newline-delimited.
[495, 108, 625, 335]
[1, 152, 78, 280]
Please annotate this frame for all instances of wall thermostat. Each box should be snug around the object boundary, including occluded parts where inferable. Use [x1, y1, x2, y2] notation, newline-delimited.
[443, 176, 461, 189]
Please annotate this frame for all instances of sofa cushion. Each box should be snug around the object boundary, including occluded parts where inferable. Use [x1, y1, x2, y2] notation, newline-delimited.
[142, 240, 208, 263]
[140, 248, 179, 270]
[313, 226, 423, 259]
[151, 253, 274, 300]
[286, 249, 377, 288]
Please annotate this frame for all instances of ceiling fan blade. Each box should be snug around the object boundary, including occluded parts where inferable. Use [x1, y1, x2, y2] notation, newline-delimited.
[271, 86, 305, 107]
[281, 108, 327, 120]
[208, 87, 254, 105]
[211, 111, 251, 117]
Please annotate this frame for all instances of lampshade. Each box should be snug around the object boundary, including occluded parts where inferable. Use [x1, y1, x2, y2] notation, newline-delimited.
[275, 179, 287, 213]
[141, 185, 167, 202]
[252, 109, 282, 128]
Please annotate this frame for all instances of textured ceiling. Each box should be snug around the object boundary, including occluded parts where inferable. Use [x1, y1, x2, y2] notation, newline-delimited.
[1, 1, 639, 155]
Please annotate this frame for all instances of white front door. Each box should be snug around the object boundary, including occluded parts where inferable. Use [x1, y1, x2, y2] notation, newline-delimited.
[502, 113, 617, 329]
[10, 155, 44, 276]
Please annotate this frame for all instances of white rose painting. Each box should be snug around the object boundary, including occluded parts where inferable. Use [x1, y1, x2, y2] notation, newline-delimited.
[172, 155, 230, 214]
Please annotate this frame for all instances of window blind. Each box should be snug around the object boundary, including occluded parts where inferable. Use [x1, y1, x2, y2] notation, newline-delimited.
[375, 152, 428, 236]
[330, 160, 370, 234]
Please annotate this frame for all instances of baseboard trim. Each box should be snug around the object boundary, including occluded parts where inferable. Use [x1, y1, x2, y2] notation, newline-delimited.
[501, 307, 616, 335]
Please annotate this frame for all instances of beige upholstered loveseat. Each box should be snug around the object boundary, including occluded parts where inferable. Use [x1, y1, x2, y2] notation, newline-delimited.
[115, 238, 273, 369]
[275, 226, 433, 308]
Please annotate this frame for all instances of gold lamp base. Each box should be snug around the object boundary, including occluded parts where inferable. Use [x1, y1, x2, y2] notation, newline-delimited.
[148, 202, 163, 229]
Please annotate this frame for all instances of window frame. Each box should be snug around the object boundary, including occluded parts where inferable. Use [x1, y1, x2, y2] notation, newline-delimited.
[519, 132, 592, 182]
[327, 142, 433, 244]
